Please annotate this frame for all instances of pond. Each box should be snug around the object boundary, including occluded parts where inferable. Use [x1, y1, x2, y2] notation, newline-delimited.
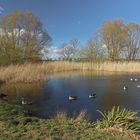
[1, 71, 140, 121]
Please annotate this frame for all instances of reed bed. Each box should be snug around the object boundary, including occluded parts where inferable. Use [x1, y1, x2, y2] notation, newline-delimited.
[0, 61, 140, 83]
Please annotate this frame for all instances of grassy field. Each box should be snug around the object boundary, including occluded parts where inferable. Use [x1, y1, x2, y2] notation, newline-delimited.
[0, 101, 139, 140]
[1, 61, 140, 83]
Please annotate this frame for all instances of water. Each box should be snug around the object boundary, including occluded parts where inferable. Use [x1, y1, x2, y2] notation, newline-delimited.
[1, 71, 140, 120]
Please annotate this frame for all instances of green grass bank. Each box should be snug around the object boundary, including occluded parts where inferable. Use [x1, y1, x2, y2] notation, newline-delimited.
[0, 101, 139, 140]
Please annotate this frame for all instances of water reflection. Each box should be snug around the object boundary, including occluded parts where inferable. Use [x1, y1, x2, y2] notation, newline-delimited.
[1, 83, 42, 101]
[0, 71, 140, 120]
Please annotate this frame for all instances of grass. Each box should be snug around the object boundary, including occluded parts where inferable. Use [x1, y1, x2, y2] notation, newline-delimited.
[0, 101, 140, 140]
[96, 106, 140, 132]
[1, 61, 140, 83]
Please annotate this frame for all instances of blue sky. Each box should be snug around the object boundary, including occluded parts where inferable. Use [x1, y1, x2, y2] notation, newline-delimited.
[0, 0, 140, 46]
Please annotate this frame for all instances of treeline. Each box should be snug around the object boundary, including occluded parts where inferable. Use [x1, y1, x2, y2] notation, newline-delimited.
[59, 20, 140, 61]
[0, 11, 140, 64]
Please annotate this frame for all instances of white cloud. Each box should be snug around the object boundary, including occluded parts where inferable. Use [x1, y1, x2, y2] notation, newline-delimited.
[102, 44, 107, 48]
[42, 47, 62, 60]
[0, 6, 4, 14]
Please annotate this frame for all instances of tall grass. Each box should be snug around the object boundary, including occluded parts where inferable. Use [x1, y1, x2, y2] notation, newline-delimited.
[1, 61, 140, 83]
[96, 106, 140, 132]
[55, 110, 87, 124]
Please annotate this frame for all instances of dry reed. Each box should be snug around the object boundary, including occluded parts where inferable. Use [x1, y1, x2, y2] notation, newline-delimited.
[0, 61, 140, 83]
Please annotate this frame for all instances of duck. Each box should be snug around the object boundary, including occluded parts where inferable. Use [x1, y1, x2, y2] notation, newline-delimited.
[68, 96, 77, 101]
[0, 93, 7, 98]
[123, 86, 128, 91]
[21, 98, 33, 105]
[89, 93, 97, 98]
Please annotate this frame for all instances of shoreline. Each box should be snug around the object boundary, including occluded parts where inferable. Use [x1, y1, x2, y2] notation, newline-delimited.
[0, 61, 140, 83]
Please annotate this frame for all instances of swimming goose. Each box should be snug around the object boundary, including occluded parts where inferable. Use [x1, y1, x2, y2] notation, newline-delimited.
[89, 93, 97, 98]
[0, 93, 7, 98]
[130, 78, 133, 81]
[68, 96, 77, 101]
[21, 98, 33, 105]
[123, 86, 128, 91]
[134, 78, 138, 82]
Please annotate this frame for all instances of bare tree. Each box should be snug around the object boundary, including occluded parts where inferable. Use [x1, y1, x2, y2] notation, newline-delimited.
[59, 39, 79, 60]
[84, 39, 97, 61]
[125, 23, 140, 60]
[100, 20, 126, 60]
[81, 32, 107, 61]
[0, 11, 51, 63]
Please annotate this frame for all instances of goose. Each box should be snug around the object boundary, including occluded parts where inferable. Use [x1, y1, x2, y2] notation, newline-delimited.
[123, 86, 128, 91]
[134, 78, 138, 82]
[0, 80, 5, 85]
[21, 98, 33, 105]
[89, 93, 97, 98]
[130, 78, 133, 81]
[0, 93, 7, 98]
[68, 96, 77, 101]
[137, 85, 140, 88]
